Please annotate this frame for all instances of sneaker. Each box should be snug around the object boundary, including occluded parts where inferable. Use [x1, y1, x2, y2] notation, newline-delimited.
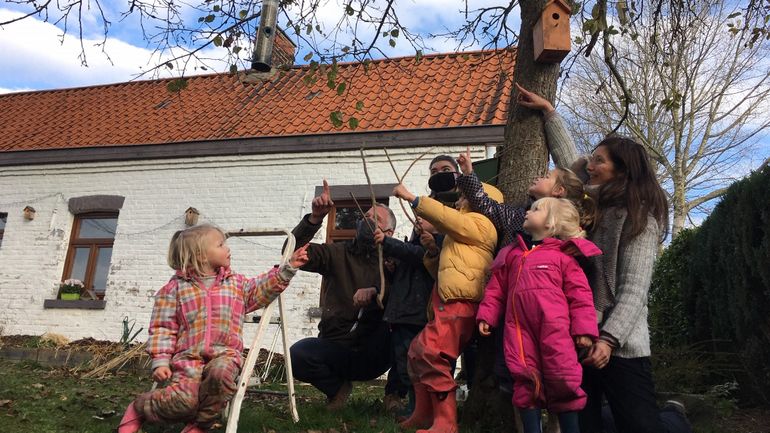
[326, 381, 352, 411]
[383, 393, 405, 414]
[663, 399, 687, 416]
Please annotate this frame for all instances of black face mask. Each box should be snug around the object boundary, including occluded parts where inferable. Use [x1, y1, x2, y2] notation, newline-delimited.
[355, 218, 376, 247]
[428, 172, 458, 193]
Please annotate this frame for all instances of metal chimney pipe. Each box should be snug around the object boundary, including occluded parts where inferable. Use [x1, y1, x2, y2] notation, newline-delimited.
[251, 0, 279, 72]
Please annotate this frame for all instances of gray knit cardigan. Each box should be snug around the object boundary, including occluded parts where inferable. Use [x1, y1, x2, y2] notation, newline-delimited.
[545, 111, 659, 359]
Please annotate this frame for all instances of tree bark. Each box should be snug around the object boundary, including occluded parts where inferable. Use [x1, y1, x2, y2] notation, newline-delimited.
[496, 1, 561, 206]
[672, 174, 687, 238]
[461, 0, 561, 431]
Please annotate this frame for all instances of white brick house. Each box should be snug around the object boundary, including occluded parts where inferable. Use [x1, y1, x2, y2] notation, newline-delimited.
[0, 48, 515, 348]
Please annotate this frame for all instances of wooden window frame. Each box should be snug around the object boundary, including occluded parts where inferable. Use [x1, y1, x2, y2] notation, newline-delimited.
[325, 198, 390, 243]
[313, 183, 397, 244]
[60, 212, 117, 300]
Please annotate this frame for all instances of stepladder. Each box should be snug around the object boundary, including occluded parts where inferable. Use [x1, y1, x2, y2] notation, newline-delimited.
[225, 229, 300, 432]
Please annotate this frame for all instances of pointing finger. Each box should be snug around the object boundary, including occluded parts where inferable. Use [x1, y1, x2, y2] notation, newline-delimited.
[322, 178, 330, 196]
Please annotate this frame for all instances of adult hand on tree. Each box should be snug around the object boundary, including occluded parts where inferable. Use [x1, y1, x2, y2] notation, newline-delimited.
[515, 83, 555, 115]
[310, 179, 334, 224]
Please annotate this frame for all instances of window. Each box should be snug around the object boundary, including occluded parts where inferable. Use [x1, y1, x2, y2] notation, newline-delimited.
[61, 213, 117, 300]
[314, 183, 396, 243]
[0, 213, 6, 248]
[326, 198, 390, 243]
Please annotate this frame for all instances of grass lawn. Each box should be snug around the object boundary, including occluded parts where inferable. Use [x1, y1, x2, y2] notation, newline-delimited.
[0, 359, 403, 433]
[1, 356, 768, 433]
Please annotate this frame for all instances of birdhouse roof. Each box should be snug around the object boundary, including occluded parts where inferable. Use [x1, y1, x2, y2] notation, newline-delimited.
[545, 0, 572, 14]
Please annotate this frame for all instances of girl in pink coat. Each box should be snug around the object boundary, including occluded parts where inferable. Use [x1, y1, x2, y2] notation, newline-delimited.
[118, 225, 309, 433]
[477, 198, 600, 433]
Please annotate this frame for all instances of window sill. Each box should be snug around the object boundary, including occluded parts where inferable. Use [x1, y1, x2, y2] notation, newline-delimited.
[43, 299, 106, 310]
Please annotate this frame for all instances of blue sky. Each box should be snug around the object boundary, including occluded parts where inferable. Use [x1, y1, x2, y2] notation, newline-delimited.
[0, 1, 511, 93]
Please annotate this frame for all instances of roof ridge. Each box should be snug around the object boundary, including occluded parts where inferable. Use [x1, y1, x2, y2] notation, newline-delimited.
[0, 48, 517, 97]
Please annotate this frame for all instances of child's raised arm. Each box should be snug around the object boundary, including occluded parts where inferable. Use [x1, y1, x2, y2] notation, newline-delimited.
[243, 244, 308, 313]
[456, 170, 525, 236]
[455, 148, 526, 239]
[378, 232, 425, 266]
[393, 183, 496, 249]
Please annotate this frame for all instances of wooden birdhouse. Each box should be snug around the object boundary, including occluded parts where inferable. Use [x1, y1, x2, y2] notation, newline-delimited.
[23, 205, 36, 221]
[184, 207, 199, 226]
[533, 0, 572, 63]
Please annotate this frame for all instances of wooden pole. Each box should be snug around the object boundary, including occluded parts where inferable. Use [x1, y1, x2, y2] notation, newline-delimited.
[360, 148, 386, 309]
[278, 294, 299, 422]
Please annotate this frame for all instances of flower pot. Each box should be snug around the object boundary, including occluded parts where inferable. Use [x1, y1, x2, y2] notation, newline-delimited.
[61, 293, 80, 301]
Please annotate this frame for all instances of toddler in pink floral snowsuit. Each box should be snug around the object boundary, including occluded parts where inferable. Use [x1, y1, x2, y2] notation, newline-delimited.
[118, 224, 308, 433]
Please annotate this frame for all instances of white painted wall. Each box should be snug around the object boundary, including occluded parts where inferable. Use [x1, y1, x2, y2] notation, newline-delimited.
[0, 146, 487, 352]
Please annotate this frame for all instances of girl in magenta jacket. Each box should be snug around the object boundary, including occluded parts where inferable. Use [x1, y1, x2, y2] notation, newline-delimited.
[477, 198, 600, 433]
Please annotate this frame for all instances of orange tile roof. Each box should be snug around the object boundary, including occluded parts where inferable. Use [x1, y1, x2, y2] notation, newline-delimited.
[0, 49, 515, 153]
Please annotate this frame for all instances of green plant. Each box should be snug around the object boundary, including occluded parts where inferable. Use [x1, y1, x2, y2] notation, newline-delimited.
[120, 316, 143, 346]
[649, 165, 770, 402]
[59, 279, 84, 295]
[650, 228, 697, 349]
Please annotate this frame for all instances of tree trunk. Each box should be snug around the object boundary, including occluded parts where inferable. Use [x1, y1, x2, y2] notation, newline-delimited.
[672, 176, 687, 238]
[496, 1, 561, 205]
[461, 0, 561, 431]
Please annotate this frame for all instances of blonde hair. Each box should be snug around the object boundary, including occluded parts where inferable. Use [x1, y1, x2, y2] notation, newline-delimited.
[553, 167, 596, 229]
[167, 224, 225, 276]
[530, 197, 586, 240]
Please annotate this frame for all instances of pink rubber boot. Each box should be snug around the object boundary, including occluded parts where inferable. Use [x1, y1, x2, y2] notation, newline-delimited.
[117, 402, 143, 433]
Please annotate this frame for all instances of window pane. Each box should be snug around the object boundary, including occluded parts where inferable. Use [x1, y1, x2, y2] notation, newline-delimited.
[92, 247, 113, 295]
[0, 213, 6, 248]
[78, 217, 117, 239]
[68, 248, 90, 282]
[334, 207, 363, 230]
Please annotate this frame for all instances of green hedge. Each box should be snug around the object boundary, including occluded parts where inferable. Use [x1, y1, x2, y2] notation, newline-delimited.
[649, 228, 696, 350]
[650, 165, 770, 400]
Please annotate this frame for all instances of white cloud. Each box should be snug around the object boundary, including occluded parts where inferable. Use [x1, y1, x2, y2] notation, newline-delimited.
[0, 8, 229, 91]
[0, 1, 519, 92]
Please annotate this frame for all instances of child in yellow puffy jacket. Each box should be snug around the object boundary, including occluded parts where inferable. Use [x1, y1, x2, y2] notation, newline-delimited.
[392, 180, 500, 433]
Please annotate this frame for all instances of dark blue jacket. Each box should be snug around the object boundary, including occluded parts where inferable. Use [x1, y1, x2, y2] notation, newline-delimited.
[382, 233, 442, 326]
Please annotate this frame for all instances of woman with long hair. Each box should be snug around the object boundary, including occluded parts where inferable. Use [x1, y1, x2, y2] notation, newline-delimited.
[516, 85, 692, 433]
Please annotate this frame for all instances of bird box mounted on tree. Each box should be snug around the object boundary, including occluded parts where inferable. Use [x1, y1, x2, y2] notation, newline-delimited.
[533, 0, 572, 63]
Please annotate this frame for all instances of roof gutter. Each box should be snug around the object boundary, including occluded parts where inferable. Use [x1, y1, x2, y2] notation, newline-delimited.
[0, 125, 505, 167]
